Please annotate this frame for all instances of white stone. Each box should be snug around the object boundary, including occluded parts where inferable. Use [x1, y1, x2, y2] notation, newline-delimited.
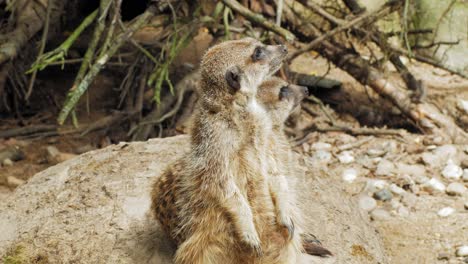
[464, 201, 468, 210]
[370, 209, 391, 221]
[342, 168, 358, 183]
[434, 145, 458, 160]
[442, 159, 463, 179]
[446, 182, 466, 196]
[396, 163, 426, 177]
[457, 99, 468, 114]
[367, 148, 386, 157]
[46, 146, 60, 158]
[359, 195, 377, 212]
[389, 184, 406, 195]
[311, 142, 332, 150]
[2, 158, 13, 166]
[437, 207, 455, 217]
[401, 193, 418, 208]
[456, 245, 468, 257]
[375, 159, 395, 176]
[365, 179, 388, 194]
[312, 150, 332, 163]
[414, 175, 430, 184]
[338, 151, 355, 164]
[423, 178, 446, 192]
[7, 176, 25, 188]
[463, 169, 468, 182]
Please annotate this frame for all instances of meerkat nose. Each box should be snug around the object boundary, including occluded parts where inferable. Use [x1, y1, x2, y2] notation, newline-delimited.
[279, 44, 288, 54]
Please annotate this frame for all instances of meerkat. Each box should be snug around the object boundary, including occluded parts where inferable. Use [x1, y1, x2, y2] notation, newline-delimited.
[256, 77, 332, 258]
[151, 37, 288, 264]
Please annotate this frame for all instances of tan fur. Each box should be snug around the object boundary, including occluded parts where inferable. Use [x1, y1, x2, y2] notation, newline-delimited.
[151, 38, 290, 264]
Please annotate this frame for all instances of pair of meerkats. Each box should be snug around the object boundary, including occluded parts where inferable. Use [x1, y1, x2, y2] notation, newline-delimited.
[151, 38, 330, 264]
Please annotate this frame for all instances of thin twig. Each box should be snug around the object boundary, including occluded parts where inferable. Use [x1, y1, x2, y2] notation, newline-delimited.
[25, 0, 52, 100]
[57, 4, 158, 124]
[222, 0, 295, 41]
[289, 1, 400, 60]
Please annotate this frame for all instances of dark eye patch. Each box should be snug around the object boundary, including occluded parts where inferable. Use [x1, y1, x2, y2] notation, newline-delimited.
[252, 46, 266, 61]
[279, 86, 290, 100]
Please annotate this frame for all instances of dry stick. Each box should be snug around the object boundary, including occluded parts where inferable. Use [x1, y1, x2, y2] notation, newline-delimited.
[25, 0, 52, 100]
[285, 0, 468, 143]
[57, 4, 158, 125]
[0, 124, 57, 138]
[222, 0, 295, 41]
[289, 1, 399, 60]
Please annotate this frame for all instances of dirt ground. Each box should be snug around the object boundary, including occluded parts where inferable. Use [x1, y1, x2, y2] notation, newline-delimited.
[1, 55, 467, 263]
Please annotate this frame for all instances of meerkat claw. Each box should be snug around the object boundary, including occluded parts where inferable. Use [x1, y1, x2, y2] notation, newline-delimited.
[242, 232, 263, 256]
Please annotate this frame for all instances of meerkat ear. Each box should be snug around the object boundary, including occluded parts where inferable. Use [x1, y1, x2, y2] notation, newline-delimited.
[225, 66, 243, 92]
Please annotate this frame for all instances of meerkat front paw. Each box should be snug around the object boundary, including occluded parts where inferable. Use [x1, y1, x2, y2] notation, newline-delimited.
[277, 212, 295, 240]
[241, 231, 263, 256]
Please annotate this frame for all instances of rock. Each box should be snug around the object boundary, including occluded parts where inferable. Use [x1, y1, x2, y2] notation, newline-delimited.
[422, 178, 446, 193]
[446, 182, 466, 196]
[463, 169, 468, 182]
[359, 195, 377, 212]
[434, 145, 458, 161]
[6, 176, 25, 188]
[311, 142, 332, 150]
[437, 207, 455, 217]
[366, 148, 386, 157]
[370, 209, 391, 221]
[395, 163, 425, 177]
[389, 184, 406, 196]
[375, 159, 395, 177]
[312, 150, 332, 163]
[465, 201, 468, 210]
[0, 135, 387, 264]
[457, 99, 468, 114]
[401, 193, 418, 208]
[337, 151, 355, 164]
[364, 179, 388, 194]
[342, 168, 358, 183]
[2, 158, 13, 166]
[373, 189, 392, 201]
[456, 246, 468, 257]
[421, 152, 439, 167]
[437, 252, 450, 260]
[442, 159, 463, 179]
[46, 145, 60, 158]
[414, 175, 430, 184]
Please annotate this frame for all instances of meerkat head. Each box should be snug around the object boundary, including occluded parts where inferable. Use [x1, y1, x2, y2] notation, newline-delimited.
[199, 38, 288, 110]
[257, 76, 308, 125]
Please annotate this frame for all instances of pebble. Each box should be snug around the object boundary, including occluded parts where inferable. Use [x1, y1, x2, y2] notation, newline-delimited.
[312, 150, 332, 163]
[370, 209, 391, 221]
[465, 201, 468, 210]
[434, 145, 458, 160]
[446, 182, 466, 196]
[311, 142, 332, 150]
[437, 252, 450, 260]
[423, 178, 446, 193]
[46, 145, 60, 158]
[463, 169, 468, 182]
[456, 246, 468, 257]
[375, 159, 395, 177]
[396, 163, 426, 177]
[437, 207, 455, 217]
[373, 189, 393, 201]
[457, 99, 468, 114]
[365, 179, 388, 194]
[367, 148, 386, 157]
[389, 184, 406, 195]
[442, 160, 463, 180]
[414, 175, 430, 184]
[7, 176, 25, 188]
[337, 151, 354, 164]
[2, 158, 13, 166]
[342, 168, 358, 183]
[359, 195, 377, 212]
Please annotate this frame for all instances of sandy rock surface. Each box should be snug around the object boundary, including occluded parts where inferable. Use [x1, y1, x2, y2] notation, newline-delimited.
[0, 135, 387, 263]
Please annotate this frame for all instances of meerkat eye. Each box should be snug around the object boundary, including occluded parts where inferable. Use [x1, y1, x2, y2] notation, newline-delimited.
[279, 86, 290, 100]
[252, 47, 266, 61]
